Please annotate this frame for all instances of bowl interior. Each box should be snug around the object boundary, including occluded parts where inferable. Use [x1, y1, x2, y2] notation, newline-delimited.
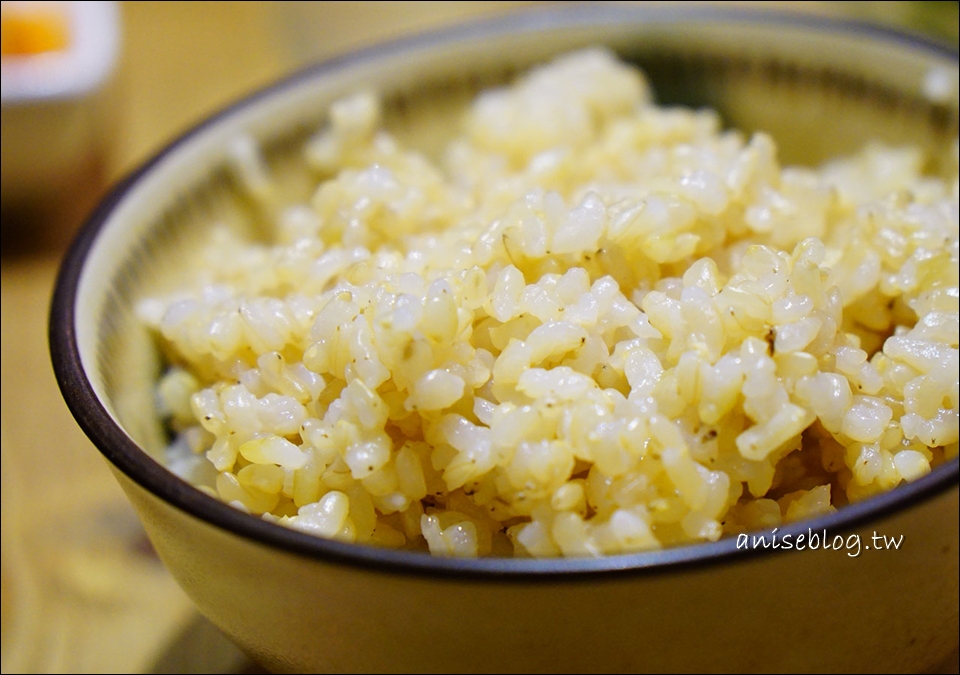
[54, 5, 959, 569]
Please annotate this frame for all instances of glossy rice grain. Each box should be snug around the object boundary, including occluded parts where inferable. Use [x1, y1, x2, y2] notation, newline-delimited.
[140, 48, 960, 558]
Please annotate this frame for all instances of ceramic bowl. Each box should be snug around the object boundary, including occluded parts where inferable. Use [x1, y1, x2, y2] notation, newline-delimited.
[50, 5, 958, 673]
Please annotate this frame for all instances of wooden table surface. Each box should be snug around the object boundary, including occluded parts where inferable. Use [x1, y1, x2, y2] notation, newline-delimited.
[1, 2, 956, 673]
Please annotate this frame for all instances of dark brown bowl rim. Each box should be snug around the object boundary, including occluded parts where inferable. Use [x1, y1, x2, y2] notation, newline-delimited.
[50, 3, 959, 581]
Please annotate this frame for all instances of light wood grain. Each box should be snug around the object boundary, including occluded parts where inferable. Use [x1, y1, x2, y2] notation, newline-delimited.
[1, 254, 212, 673]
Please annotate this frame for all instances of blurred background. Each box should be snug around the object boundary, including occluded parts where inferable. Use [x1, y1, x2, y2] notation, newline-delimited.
[1, 2, 957, 673]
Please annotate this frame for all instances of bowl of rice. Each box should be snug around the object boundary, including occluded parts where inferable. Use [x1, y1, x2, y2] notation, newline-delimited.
[50, 4, 958, 673]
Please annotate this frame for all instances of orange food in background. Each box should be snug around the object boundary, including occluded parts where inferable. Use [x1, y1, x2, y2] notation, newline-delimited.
[0, 5, 71, 57]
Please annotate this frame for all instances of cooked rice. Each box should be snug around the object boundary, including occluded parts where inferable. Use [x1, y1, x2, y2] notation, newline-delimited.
[140, 48, 959, 557]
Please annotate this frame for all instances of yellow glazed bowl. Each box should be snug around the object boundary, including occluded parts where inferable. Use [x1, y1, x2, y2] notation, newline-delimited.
[50, 5, 958, 673]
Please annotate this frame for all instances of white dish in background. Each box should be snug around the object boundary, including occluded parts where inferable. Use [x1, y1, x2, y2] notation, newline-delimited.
[1, 0, 120, 103]
[1, 0, 120, 227]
